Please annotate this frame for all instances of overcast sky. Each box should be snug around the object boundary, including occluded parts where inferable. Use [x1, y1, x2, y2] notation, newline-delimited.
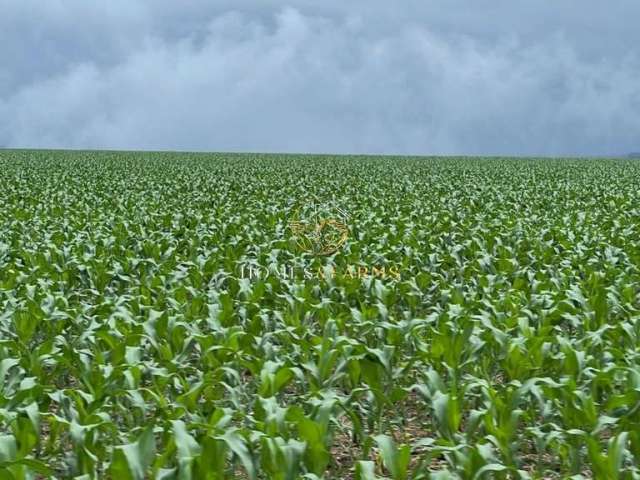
[1, 1, 639, 156]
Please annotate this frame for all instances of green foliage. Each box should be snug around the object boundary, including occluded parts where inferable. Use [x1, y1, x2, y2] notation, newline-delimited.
[0, 150, 639, 478]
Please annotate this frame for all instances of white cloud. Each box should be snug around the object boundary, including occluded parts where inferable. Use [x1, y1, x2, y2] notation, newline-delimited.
[1, 4, 639, 155]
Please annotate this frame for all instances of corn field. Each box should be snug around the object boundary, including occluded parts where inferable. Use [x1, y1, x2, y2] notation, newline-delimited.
[1, 150, 640, 479]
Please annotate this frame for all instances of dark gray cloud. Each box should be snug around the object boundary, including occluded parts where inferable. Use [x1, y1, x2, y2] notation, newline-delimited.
[1, 1, 639, 155]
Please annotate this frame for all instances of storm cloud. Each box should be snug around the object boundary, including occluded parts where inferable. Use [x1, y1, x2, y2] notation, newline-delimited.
[1, 1, 639, 156]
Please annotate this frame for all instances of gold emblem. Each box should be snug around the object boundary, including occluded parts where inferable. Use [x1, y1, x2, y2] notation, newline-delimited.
[288, 202, 349, 256]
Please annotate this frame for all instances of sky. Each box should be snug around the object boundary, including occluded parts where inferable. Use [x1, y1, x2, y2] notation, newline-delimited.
[1, 1, 639, 156]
